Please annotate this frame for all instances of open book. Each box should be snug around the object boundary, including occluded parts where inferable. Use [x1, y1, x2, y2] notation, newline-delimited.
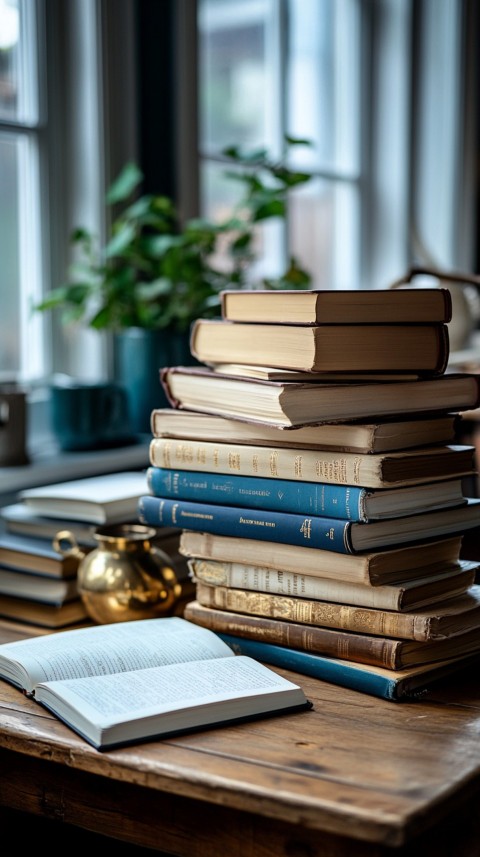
[0, 618, 310, 750]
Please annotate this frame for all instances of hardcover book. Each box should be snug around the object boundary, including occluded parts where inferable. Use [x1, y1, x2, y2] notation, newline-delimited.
[150, 409, 459, 454]
[220, 287, 453, 324]
[0, 617, 311, 750]
[148, 439, 476, 489]
[137, 494, 480, 554]
[147, 467, 467, 521]
[0, 532, 82, 578]
[19, 471, 149, 524]
[214, 635, 480, 701]
[0, 567, 79, 604]
[179, 531, 465, 585]
[159, 367, 480, 428]
[192, 571, 478, 636]
[184, 598, 480, 670]
[0, 594, 88, 629]
[188, 558, 478, 613]
[189, 319, 450, 374]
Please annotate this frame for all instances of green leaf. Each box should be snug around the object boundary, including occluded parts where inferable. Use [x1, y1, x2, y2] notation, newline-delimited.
[284, 134, 313, 147]
[106, 163, 143, 204]
[105, 222, 137, 257]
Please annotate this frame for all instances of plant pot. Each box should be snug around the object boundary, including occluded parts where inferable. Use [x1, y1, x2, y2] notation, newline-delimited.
[114, 328, 197, 435]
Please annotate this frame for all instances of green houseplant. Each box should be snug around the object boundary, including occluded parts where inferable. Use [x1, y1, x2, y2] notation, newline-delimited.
[36, 137, 314, 432]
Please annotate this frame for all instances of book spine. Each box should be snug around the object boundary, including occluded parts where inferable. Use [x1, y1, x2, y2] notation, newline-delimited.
[183, 601, 403, 669]
[149, 438, 384, 487]
[138, 494, 354, 554]
[216, 634, 401, 700]
[146, 466, 367, 521]
[194, 580, 424, 638]
[188, 559, 404, 609]
[179, 532, 375, 583]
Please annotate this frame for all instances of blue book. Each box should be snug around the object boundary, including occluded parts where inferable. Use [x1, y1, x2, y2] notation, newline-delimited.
[217, 634, 480, 702]
[146, 466, 466, 522]
[137, 494, 480, 555]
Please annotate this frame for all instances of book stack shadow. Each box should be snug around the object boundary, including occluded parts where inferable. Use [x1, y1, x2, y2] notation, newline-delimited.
[137, 286, 480, 700]
[0, 471, 187, 631]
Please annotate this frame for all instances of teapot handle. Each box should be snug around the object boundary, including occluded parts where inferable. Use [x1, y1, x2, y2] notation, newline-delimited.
[53, 530, 85, 560]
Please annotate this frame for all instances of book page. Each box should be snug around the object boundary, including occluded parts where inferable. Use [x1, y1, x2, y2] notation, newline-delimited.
[0, 617, 234, 692]
[38, 656, 299, 723]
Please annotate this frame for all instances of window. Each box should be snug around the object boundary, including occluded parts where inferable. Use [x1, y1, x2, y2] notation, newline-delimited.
[0, 0, 45, 383]
[0, 0, 477, 392]
[197, 0, 362, 289]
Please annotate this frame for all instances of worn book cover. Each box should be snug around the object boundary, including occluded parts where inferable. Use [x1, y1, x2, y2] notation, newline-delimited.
[184, 598, 480, 670]
[179, 531, 464, 585]
[149, 439, 476, 488]
[192, 570, 478, 636]
[215, 634, 480, 701]
[159, 366, 480, 427]
[188, 558, 479, 614]
[220, 287, 453, 324]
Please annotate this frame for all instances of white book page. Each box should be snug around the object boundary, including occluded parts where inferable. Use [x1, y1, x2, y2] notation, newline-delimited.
[0, 617, 234, 692]
[35, 656, 303, 735]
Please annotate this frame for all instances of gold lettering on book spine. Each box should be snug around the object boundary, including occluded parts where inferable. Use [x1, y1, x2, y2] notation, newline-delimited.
[269, 451, 278, 476]
[315, 457, 349, 483]
[228, 452, 241, 471]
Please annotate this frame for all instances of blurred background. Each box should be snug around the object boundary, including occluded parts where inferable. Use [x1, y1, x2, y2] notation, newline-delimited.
[0, 0, 479, 457]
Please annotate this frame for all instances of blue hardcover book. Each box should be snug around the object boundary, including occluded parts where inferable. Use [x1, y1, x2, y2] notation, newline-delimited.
[137, 494, 480, 555]
[217, 634, 480, 702]
[146, 467, 467, 522]
[146, 466, 366, 520]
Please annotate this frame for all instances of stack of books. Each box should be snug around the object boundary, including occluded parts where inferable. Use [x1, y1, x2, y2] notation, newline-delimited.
[0, 471, 174, 630]
[137, 287, 480, 700]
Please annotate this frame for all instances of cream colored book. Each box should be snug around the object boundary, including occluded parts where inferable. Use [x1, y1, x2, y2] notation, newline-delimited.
[179, 531, 465, 586]
[149, 437, 476, 489]
[189, 319, 449, 373]
[150, 409, 459, 454]
[193, 570, 479, 638]
[188, 558, 479, 615]
[160, 366, 480, 428]
[220, 287, 453, 324]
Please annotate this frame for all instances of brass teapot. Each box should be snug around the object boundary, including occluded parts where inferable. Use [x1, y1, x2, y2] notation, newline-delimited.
[55, 524, 182, 624]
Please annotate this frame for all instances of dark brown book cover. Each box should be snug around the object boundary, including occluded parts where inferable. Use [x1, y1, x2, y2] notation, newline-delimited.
[184, 598, 480, 670]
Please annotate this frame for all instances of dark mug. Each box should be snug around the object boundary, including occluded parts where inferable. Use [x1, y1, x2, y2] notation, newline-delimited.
[50, 380, 135, 451]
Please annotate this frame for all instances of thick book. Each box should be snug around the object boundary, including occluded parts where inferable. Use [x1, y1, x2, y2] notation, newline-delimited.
[19, 471, 149, 524]
[184, 599, 480, 670]
[0, 595, 88, 629]
[214, 634, 480, 701]
[220, 287, 453, 324]
[0, 532, 81, 578]
[188, 558, 479, 613]
[137, 494, 480, 554]
[193, 572, 478, 637]
[179, 531, 465, 585]
[147, 467, 467, 521]
[160, 366, 480, 428]
[189, 319, 450, 374]
[150, 409, 459, 454]
[0, 617, 311, 750]
[148, 438, 476, 488]
[0, 567, 79, 604]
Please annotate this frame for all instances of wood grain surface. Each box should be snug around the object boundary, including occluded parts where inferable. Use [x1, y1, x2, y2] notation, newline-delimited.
[0, 620, 480, 856]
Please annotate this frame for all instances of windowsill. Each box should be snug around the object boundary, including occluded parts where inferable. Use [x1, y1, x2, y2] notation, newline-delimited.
[0, 435, 151, 506]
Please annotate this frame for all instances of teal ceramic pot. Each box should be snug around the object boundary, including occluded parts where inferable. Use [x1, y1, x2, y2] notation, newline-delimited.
[114, 328, 197, 435]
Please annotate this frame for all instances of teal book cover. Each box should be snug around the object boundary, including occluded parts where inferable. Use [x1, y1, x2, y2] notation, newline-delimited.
[218, 635, 480, 702]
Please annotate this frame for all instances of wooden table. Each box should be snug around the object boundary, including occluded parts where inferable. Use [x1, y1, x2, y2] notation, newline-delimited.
[1, 619, 480, 856]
